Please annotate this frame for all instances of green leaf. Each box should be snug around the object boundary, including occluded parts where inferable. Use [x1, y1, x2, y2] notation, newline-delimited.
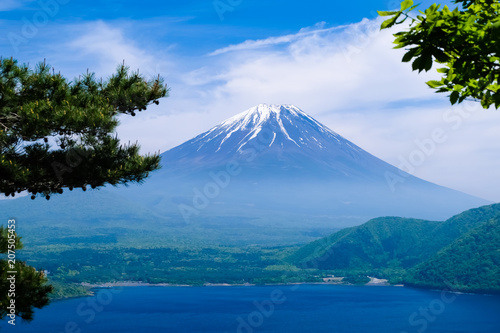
[377, 10, 399, 16]
[423, 53, 433, 72]
[433, 49, 449, 63]
[450, 91, 459, 105]
[402, 48, 418, 62]
[427, 80, 444, 88]
[401, 0, 414, 11]
[408, 4, 419, 11]
[486, 84, 500, 93]
[381, 14, 401, 29]
[412, 56, 422, 71]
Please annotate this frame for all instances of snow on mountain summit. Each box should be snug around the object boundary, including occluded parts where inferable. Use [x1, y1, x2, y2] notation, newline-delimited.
[188, 104, 363, 156]
[159, 104, 390, 180]
[219, 104, 318, 132]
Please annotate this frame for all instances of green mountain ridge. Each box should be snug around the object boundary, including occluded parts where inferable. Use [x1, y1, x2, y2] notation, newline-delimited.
[406, 216, 500, 293]
[289, 203, 500, 292]
[287, 217, 439, 269]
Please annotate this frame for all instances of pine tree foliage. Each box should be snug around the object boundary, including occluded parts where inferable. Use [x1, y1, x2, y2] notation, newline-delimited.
[0, 58, 168, 199]
[379, 0, 500, 108]
[0, 226, 53, 321]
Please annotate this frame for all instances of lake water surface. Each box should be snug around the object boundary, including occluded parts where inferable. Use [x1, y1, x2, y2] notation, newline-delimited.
[3, 284, 500, 332]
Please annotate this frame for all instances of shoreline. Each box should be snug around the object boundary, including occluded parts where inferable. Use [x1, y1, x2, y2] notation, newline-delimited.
[365, 276, 390, 286]
[50, 281, 497, 303]
[48, 281, 498, 302]
[79, 274, 394, 289]
[79, 280, 399, 289]
[77, 281, 499, 296]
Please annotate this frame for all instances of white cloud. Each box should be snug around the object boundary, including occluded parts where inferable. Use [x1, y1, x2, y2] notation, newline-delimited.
[65, 21, 171, 78]
[147, 17, 500, 202]
[41, 21, 183, 153]
[174, 17, 439, 117]
[39, 17, 500, 202]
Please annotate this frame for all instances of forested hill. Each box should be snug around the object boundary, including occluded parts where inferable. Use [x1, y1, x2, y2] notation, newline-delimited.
[406, 216, 500, 293]
[287, 217, 440, 270]
[288, 203, 500, 292]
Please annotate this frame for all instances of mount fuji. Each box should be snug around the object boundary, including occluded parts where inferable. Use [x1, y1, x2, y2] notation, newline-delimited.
[120, 104, 488, 225]
[161, 104, 391, 179]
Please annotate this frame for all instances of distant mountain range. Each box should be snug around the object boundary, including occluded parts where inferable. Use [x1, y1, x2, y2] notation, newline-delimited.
[0, 104, 491, 245]
[288, 203, 500, 293]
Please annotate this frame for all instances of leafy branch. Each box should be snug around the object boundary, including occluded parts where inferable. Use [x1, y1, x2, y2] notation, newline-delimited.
[379, 0, 500, 108]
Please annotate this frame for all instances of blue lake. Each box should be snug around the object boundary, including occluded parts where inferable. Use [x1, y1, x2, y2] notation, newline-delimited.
[3, 284, 500, 333]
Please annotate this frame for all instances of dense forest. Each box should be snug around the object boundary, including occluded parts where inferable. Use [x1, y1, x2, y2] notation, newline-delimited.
[11, 203, 500, 299]
[406, 217, 500, 293]
[19, 245, 331, 299]
[289, 204, 500, 292]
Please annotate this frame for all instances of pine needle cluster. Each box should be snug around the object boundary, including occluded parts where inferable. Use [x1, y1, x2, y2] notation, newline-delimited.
[0, 58, 169, 199]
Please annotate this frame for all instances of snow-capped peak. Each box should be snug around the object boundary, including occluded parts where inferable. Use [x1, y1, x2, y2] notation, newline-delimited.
[190, 104, 363, 156]
[220, 104, 322, 132]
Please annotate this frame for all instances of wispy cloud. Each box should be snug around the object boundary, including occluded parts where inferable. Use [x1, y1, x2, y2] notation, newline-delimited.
[66, 20, 171, 78]
[209, 23, 348, 56]
[185, 18, 438, 115]
[0, 0, 34, 12]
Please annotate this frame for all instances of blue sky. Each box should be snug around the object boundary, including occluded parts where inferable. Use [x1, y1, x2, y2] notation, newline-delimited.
[2, 0, 500, 202]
